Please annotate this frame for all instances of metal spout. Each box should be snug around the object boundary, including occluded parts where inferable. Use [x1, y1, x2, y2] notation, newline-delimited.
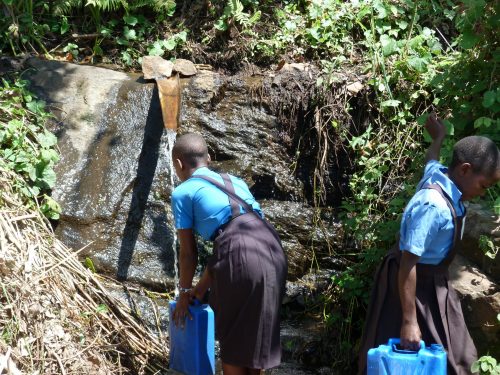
[141, 56, 181, 131]
[157, 74, 181, 131]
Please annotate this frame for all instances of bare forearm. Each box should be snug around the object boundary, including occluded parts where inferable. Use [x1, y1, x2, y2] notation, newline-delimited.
[398, 250, 422, 349]
[193, 268, 212, 300]
[424, 137, 444, 163]
[179, 250, 197, 288]
[178, 229, 198, 288]
[398, 258, 417, 324]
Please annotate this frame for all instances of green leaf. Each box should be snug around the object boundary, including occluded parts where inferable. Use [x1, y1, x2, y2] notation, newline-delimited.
[214, 19, 228, 31]
[374, 1, 387, 19]
[396, 20, 408, 30]
[460, 29, 480, 49]
[34, 162, 56, 189]
[482, 91, 496, 108]
[84, 257, 96, 273]
[116, 37, 129, 46]
[121, 50, 133, 65]
[96, 304, 108, 314]
[148, 41, 164, 56]
[38, 130, 57, 148]
[177, 30, 188, 42]
[26, 100, 46, 114]
[474, 117, 492, 129]
[40, 149, 59, 163]
[163, 38, 177, 51]
[27, 165, 37, 181]
[380, 35, 398, 56]
[481, 361, 489, 372]
[123, 15, 138, 26]
[471, 361, 480, 373]
[123, 26, 136, 40]
[61, 16, 69, 35]
[380, 100, 401, 108]
[407, 56, 427, 73]
[40, 195, 61, 220]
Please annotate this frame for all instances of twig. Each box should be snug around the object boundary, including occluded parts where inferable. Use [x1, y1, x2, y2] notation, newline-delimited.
[0, 346, 12, 373]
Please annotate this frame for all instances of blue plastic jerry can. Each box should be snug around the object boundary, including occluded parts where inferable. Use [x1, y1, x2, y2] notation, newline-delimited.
[168, 299, 215, 375]
[367, 338, 447, 375]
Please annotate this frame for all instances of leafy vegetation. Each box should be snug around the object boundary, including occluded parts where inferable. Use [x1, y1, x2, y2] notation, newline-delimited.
[0, 75, 61, 219]
[472, 355, 500, 375]
[0, 0, 498, 371]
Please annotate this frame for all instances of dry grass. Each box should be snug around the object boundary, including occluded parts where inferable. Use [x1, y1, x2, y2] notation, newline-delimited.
[0, 167, 169, 374]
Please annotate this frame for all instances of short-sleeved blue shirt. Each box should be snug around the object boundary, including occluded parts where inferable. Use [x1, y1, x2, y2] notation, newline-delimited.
[171, 167, 262, 241]
[399, 160, 466, 265]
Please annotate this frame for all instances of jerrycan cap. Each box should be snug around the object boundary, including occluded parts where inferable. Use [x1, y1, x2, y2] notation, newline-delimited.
[430, 344, 444, 352]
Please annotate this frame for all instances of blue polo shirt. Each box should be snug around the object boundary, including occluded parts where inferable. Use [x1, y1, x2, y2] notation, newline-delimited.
[399, 160, 466, 265]
[171, 167, 262, 241]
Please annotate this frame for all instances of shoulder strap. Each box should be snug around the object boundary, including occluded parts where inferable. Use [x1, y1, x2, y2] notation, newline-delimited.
[191, 173, 256, 217]
[422, 183, 461, 266]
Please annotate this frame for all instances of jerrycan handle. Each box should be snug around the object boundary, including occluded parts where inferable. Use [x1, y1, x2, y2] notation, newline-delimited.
[191, 298, 201, 307]
[388, 338, 425, 354]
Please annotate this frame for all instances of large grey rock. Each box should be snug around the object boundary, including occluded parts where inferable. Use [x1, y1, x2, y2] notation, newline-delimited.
[26, 59, 326, 288]
[457, 203, 499, 279]
[450, 254, 500, 359]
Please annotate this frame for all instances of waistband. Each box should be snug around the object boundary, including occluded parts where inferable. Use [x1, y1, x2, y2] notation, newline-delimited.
[388, 250, 449, 277]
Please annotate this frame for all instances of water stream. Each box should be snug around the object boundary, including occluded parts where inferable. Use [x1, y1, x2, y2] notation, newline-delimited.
[165, 128, 179, 296]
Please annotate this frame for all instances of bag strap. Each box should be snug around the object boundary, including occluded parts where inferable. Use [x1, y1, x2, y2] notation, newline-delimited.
[191, 173, 257, 218]
[422, 183, 462, 267]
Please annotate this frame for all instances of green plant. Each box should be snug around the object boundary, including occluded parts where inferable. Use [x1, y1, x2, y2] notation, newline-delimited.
[0, 76, 61, 220]
[472, 356, 500, 375]
[214, 0, 261, 32]
[479, 235, 498, 260]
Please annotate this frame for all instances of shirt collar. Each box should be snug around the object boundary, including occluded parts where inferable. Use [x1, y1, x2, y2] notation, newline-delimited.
[427, 166, 465, 214]
[192, 166, 210, 175]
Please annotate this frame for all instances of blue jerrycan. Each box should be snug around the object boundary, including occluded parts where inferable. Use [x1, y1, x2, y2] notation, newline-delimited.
[169, 299, 215, 375]
[367, 338, 447, 375]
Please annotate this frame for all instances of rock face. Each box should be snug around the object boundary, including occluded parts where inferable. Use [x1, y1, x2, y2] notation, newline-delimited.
[26, 59, 500, 357]
[26, 58, 333, 289]
[457, 203, 500, 279]
[451, 203, 500, 358]
[450, 254, 500, 359]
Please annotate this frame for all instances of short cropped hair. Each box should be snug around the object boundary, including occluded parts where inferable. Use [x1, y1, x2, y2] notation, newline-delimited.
[172, 133, 209, 168]
[449, 136, 500, 177]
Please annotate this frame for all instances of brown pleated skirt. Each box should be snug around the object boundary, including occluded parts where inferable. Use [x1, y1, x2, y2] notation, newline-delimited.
[208, 213, 288, 369]
[358, 250, 477, 375]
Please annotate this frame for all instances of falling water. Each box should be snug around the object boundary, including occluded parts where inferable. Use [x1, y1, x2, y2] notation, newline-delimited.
[165, 128, 179, 296]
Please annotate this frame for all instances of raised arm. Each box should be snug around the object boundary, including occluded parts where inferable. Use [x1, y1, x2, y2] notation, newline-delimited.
[424, 112, 446, 163]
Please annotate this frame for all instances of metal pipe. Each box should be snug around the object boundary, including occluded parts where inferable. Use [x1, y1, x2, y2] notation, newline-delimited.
[156, 74, 181, 131]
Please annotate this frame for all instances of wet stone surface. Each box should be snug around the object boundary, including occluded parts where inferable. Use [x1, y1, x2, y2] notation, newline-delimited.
[27, 58, 339, 288]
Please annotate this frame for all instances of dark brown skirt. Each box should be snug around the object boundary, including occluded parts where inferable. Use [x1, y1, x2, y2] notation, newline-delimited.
[208, 213, 288, 369]
[358, 250, 477, 375]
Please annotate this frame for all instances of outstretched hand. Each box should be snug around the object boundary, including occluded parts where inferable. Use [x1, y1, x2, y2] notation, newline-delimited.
[425, 112, 446, 141]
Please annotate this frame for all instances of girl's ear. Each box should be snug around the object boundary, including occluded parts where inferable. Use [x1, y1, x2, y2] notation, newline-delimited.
[207, 153, 211, 164]
[174, 158, 183, 171]
[459, 162, 473, 176]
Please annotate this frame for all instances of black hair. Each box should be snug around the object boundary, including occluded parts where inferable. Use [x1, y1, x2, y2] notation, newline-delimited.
[449, 136, 500, 177]
[172, 133, 209, 168]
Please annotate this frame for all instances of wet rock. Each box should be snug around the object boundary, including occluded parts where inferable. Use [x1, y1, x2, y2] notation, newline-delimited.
[25, 58, 325, 290]
[173, 58, 197, 77]
[457, 202, 499, 279]
[450, 254, 500, 359]
[141, 56, 174, 79]
[283, 269, 336, 306]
